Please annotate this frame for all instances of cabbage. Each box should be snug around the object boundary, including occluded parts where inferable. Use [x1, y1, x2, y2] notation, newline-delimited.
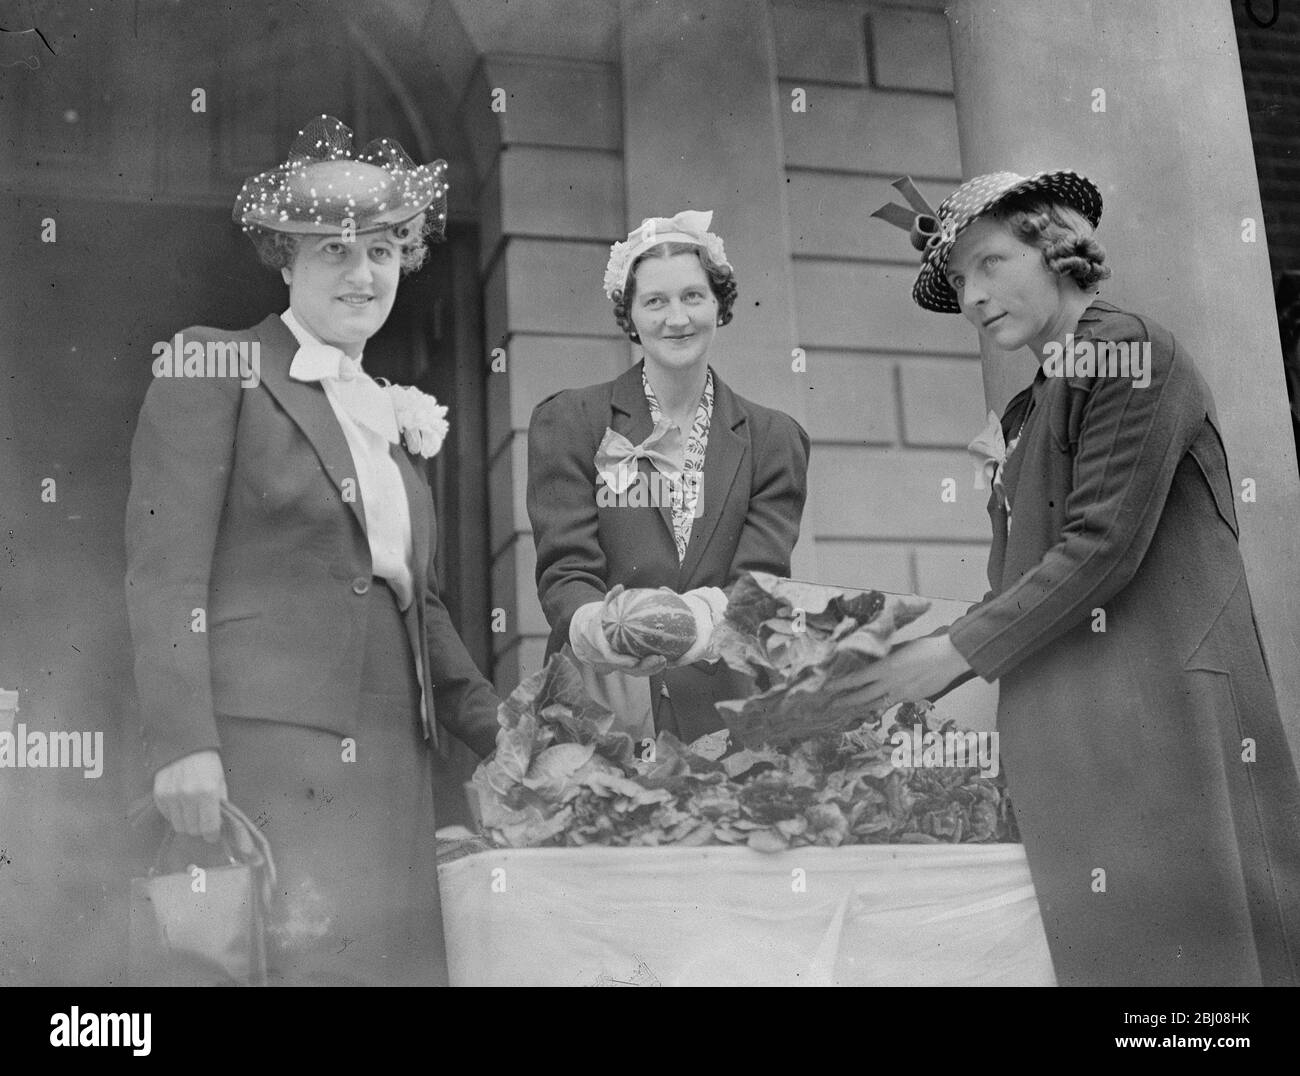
[713, 572, 932, 748]
[468, 652, 1017, 851]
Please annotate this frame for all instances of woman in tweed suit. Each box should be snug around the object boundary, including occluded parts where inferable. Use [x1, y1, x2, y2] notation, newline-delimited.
[859, 170, 1300, 986]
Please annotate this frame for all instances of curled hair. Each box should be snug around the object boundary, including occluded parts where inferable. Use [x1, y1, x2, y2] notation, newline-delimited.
[611, 241, 738, 341]
[246, 212, 438, 275]
[990, 195, 1111, 291]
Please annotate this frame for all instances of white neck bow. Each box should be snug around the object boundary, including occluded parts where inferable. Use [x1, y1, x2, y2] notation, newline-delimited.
[289, 343, 399, 444]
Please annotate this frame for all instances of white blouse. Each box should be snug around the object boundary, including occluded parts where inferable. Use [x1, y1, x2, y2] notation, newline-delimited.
[281, 309, 415, 610]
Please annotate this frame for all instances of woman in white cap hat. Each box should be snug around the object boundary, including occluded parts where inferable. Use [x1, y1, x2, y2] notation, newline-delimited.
[854, 171, 1300, 986]
[125, 116, 499, 985]
[526, 212, 810, 746]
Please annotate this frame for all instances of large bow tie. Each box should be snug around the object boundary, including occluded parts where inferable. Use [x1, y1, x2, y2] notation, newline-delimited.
[594, 419, 684, 494]
[289, 344, 399, 443]
[967, 410, 1009, 498]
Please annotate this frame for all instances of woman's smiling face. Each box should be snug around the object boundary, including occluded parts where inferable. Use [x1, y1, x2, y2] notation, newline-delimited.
[945, 216, 1071, 356]
[282, 232, 402, 356]
[629, 252, 719, 373]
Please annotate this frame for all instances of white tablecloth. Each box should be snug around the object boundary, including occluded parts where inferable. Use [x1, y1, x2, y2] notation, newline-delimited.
[439, 843, 1054, 986]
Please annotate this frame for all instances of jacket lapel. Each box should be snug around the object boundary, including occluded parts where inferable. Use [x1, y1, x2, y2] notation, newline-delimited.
[254, 313, 369, 539]
[392, 444, 433, 598]
[391, 443, 438, 746]
[609, 362, 676, 543]
[679, 370, 746, 585]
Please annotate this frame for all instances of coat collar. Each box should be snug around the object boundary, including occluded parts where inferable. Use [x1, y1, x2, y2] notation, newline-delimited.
[1004, 297, 1125, 426]
[681, 370, 747, 583]
[608, 361, 671, 538]
[607, 361, 749, 584]
[252, 312, 431, 593]
[1076, 298, 1124, 330]
[608, 360, 654, 433]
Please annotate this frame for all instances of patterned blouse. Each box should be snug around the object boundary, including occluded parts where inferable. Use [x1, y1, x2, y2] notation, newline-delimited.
[642, 366, 714, 563]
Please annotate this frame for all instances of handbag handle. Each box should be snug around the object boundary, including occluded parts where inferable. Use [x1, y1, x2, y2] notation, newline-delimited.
[150, 823, 242, 876]
[219, 800, 277, 897]
[129, 794, 277, 901]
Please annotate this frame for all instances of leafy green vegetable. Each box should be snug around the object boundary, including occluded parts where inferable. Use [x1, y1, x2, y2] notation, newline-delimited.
[470, 654, 1017, 852]
[521, 742, 596, 800]
[712, 572, 932, 748]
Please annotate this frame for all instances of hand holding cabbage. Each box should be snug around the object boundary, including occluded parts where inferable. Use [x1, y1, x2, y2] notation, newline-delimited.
[569, 584, 729, 675]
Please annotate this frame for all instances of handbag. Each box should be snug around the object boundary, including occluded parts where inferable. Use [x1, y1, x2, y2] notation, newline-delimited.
[127, 796, 277, 986]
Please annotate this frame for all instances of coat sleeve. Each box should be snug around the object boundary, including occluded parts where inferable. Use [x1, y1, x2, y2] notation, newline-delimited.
[948, 315, 1209, 681]
[527, 391, 609, 653]
[124, 337, 241, 774]
[728, 409, 811, 581]
[420, 504, 500, 759]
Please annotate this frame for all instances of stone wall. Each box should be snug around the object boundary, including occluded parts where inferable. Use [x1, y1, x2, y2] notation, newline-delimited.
[480, 0, 997, 695]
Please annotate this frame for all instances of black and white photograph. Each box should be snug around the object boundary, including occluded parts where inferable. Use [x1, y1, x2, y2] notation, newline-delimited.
[2, 0, 1299, 1026]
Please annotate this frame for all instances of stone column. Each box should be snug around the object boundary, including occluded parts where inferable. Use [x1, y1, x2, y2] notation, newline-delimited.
[948, 0, 1300, 763]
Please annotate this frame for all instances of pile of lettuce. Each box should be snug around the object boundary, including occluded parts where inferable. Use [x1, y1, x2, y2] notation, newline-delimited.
[712, 572, 934, 748]
[470, 654, 1017, 851]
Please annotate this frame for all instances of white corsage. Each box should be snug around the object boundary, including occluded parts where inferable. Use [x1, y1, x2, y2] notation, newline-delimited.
[385, 384, 450, 458]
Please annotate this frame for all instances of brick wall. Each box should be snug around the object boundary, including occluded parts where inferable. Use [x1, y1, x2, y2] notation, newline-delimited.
[773, 0, 992, 602]
[1234, 1, 1300, 279]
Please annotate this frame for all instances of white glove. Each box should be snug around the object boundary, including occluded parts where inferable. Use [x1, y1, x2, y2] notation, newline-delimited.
[569, 600, 668, 677]
[669, 586, 730, 667]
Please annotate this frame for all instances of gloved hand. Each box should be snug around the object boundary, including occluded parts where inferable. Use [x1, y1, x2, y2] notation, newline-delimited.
[569, 600, 669, 677]
[669, 586, 730, 667]
[153, 749, 228, 843]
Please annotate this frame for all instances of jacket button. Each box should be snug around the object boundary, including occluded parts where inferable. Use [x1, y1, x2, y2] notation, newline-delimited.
[352, 578, 371, 595]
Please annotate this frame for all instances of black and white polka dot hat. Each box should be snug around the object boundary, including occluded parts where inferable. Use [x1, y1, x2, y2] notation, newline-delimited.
[233, 115, 449, 238]
[872, 171, 1103, 313]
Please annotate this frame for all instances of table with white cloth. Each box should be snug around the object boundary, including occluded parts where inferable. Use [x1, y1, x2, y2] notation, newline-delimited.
[440, 844, 1054, 986]
[441, 586, 1051, 986]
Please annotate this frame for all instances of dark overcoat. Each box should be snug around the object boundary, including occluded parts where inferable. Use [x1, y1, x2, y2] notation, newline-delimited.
[125, 312, 500, 767]
[526, 362, 810, 743]
[125, 312, 500, 983]
[948, 300, 1300, 986]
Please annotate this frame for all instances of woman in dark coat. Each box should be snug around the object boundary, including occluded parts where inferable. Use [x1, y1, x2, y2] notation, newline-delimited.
[859, 171, 1300, 986]
[125, 116, 499, 985]
[527, 211, 810, 745]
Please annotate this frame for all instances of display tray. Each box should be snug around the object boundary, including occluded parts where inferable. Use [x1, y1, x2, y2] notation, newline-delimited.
[439, 842, 1053, 986]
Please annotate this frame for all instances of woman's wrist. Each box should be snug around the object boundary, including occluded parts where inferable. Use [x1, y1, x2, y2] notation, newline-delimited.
[940, 634, 973, 678]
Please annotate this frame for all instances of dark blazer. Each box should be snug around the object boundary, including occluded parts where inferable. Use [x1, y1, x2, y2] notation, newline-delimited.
[125, 313, 499, 774]
[526, 361, 810, 743]
[948, 301, 1300, 986]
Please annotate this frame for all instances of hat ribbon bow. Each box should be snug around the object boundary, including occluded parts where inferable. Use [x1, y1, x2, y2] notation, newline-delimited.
[871, 177, 948, 254]
[628, 209, 716, 248]
[290, 344, 399, 443]
[594, 419, 684, 495]
[653, 209, 713, 241]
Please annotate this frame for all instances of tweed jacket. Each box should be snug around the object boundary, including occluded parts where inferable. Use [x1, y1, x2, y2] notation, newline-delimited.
[948, 300, 1300, 986]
